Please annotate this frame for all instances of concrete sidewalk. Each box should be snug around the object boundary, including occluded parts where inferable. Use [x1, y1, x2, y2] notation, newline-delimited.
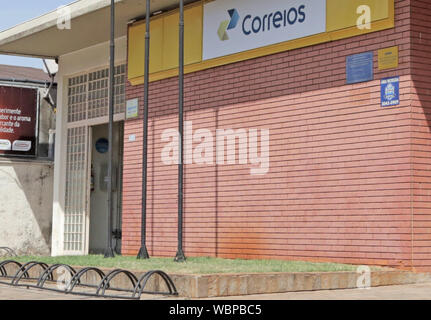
[206, 282, 431, 300]
[2, 283, 431, 300]
[0, 284, 170, 300]
[0, 285, 101, 300]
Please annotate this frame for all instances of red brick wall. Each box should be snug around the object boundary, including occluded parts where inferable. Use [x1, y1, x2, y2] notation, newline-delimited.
[122, 0, 421, 269]
[411, 0, 431, 272]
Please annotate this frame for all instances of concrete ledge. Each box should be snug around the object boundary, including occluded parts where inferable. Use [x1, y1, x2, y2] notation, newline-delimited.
[4, 263, 431, 298]
[172, 271, 431, 298]
[83, 267, 431, 299]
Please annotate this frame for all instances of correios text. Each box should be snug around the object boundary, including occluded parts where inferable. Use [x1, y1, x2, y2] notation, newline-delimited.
[242, 5, 306, 35]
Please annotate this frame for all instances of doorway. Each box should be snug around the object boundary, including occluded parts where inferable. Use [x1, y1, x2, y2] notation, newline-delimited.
[89, 122, 124, 254]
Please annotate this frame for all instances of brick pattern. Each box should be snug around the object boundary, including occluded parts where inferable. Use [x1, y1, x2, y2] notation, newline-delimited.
[411, 0, 431, 272]
[122, 0, 421, 269]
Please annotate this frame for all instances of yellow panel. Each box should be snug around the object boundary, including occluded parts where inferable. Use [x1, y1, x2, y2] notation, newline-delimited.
[163, 12, 180, 71]
[327, 0, 389, 32]
[127, 23, 145, 80]
[127, 18, 164, 79]
[378, 46, 399, 70]
[149, 18, 164, 74]
[185, 5, 203, 65]
[129, 0, 395, 86]
[328, 0, 394, 41]
[130, 32, 332, 85]
[162, 4, 203, 70]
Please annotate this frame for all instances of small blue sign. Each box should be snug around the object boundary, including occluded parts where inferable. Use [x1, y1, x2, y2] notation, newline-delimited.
[95, 138, 109, 154]
[381, 77, 400, 107]
[346, 52, 374, 84]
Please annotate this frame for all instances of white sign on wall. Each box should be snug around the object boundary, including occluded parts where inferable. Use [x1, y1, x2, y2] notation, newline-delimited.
[203, 0, 327, 61]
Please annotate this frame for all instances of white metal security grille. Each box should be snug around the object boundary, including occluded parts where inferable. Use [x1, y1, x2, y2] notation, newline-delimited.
[63, 64, 126, 253]
[87, 65, 126, 118]
[88, 68, 109, 118]
[67, 75, 87, 123]
[114, 64, 126, 114]
[68, 64, 126, 123]
[64, 126, 88, 253]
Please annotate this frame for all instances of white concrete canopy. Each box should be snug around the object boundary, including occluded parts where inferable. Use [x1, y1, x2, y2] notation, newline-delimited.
[0, 0, 197, 59]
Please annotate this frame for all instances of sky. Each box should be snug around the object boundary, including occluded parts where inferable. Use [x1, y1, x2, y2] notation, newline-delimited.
[0, 0, 73, 70]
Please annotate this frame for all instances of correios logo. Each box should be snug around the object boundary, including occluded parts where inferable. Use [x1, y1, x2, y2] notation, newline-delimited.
[218, 9, 240, 41]
[218, 5, 307, 41]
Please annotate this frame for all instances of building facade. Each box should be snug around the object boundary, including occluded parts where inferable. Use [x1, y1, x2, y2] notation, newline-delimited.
[0, 0, 430, 271]
[124, 0, 431, 271]
[0, 65, 56, 255]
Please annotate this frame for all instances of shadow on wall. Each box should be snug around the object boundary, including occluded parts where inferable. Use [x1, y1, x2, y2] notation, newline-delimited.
[410, 2, 431, 272]
[0, 160, 53, 256]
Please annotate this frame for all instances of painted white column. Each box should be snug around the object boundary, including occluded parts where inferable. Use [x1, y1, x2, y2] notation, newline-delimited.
[51, 61, 68, 257]
[51, 37, 127, 256]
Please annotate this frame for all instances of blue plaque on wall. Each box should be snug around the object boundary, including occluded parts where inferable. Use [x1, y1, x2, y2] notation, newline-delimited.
[346, 52, 374, 84]
[381, 77, 400, 107]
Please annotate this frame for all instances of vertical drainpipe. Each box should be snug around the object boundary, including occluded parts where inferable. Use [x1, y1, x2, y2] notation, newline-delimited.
[175, 0, 186, 262]
[137, 0, 151, 259]
[104, 0, 116, 258]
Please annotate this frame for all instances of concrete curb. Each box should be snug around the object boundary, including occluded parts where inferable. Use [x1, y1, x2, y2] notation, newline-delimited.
[170, 271, 431, 298]
[83, 267, 431, 298]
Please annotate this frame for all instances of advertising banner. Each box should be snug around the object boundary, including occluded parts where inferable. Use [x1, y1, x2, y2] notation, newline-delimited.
[0, 86, 37, 157]
[203, 0, 326, 60]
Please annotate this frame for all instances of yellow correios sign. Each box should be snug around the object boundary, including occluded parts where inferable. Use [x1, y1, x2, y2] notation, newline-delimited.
[128, 0, 394, 86]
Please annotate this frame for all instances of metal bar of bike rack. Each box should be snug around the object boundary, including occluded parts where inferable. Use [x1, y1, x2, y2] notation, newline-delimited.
[0, 247, 17, 257]
[134, 270, 178, 298]
[0, 260, 24, 284]
[12, 262, 50, 286]
[0, 260, 23, 274]
[66, 267, 107, 294]
[96, 269, 140, 299]
[0, 260, 178, 299]
[37, 264, 77, 288]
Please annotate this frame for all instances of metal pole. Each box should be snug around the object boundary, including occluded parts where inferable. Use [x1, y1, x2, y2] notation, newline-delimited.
[175, 0, 186, 262]
[137, 0, 151, 260]
[104, 0, 115, 258]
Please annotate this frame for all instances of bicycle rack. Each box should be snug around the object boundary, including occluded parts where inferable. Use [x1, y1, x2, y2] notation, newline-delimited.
[37, 264, 78, 290]
[66, 267, 107, 295]
[96, 269, 140, 299]
[0, 247, 17, 257]
[0, 260, 25, 284]
[12, 261, 50, 287]
[133, 270, 178, 298]
[0, 260, 178, 299]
